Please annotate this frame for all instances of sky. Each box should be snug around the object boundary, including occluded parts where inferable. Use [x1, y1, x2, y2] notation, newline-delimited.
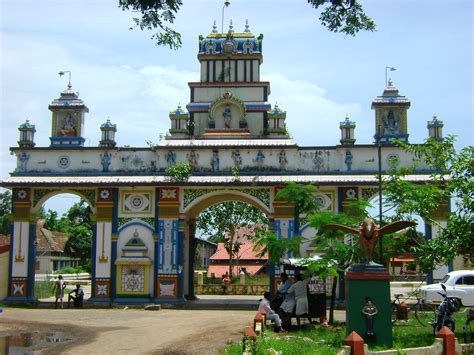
[1, 0, 473, 214]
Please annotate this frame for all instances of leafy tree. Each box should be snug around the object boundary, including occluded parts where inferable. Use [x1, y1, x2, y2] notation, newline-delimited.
[197, 201, 268, 277]
[65, 224, 93, 264]
[165, 161, 192, 181]
[44, 209, 69, 232]
[275, 182, 319, 236]
[119, 0, 375, 49]
[0, 190, 12, 235]
[384, 136, 474, 270]
[66, 199, 93, 229]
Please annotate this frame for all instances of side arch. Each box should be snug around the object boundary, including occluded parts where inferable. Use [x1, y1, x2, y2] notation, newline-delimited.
[31, 189, 96, 214]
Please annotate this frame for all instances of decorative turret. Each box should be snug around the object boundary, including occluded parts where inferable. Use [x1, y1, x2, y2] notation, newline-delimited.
[339, 114, 356, 145]
[18, 119, 36, 147]
[49, 82, 89, 147]
[169, 104, 190, 138]
[99, 119, 117, 147]
[371, 79, 410, 143]
[427, 114, 444, 140]
[267, 103, 288, 137]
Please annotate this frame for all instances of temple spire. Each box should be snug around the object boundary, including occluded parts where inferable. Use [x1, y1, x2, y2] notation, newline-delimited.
[244, 19, 250, 33]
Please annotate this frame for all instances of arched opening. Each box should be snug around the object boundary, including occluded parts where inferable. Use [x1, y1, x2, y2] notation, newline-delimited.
[33, 192, 94, 306]
[184, 191, 270, 300]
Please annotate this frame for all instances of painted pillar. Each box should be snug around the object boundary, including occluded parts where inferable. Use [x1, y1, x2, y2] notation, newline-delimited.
[91, 187, 114, 302]
[427, 202, 450, 281]
[271, 186, 294, 294]
[187, 218, 197, 300]
[155, 187, 184, 302]
[7, 188, 35, 302]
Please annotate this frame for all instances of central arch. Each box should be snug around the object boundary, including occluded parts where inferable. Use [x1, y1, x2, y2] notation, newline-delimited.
[182, 189, 272, 299]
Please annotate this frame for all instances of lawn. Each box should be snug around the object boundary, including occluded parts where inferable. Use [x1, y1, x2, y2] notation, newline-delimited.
[222, 312, 469, 354]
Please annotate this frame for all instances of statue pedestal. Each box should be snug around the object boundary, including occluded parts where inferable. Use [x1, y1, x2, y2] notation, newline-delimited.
[346, 262, 392, 348]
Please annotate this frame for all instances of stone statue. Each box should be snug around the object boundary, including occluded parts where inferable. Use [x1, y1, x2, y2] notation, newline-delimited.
[211, 150, 219, 171]
[383, 110, 398, 134]
[166, 150, 176, 167]
[59, 113, 76, 136]
[223, 104, 232, 128]
[231, 150, 242, 167]
[325, 218, 416, 263]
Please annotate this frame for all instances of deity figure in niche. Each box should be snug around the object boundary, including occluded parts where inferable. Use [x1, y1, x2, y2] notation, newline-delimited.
[254, 150, 265, 169]
[59, 113, 77, 136]
[231, 150, 242, 167]
[223, 104, 232, 128]
[383, 110, 399, 134]
[18, 151, 30, 172]
[211, 150, 220, 171]
[100, 152, 112, 172]
[187, 150, 199, 170]
[345, 150, 353, 171]
[278, 150, 287, 170]
[166, 150, 176, 167]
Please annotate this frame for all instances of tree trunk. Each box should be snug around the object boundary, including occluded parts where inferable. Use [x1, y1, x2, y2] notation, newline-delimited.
[329, 275, 339, 324]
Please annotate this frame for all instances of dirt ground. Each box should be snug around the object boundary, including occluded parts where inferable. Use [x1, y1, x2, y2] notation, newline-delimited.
[0, 307, 256, 354]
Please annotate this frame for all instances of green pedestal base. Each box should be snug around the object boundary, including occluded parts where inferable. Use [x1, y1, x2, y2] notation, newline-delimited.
[346, 263, 393, 348]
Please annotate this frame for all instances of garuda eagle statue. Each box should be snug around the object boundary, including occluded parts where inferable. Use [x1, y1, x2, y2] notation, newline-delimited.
[325, 218, 417, 263]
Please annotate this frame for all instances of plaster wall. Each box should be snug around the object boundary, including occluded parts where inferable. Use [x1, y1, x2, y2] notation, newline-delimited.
[193, 86, 265, 102]
[95, 222, 112, 278]
[0, 252, 9, 300]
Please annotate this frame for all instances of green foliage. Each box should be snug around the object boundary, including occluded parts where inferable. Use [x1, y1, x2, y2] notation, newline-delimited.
[34, 280, 55, 298]
[44, 209, 69, 232]
[55, 265, 89, 274]
[254, 230, 302, 264]
[165, 161, 192, 181]
[119, 0, 183, 49]
[119, 1, 375, 49]
[0, 190, 11, 235]
[308, 0, 376, 36]
[65, 225, 92, 263]
[384, 136, 474, 269]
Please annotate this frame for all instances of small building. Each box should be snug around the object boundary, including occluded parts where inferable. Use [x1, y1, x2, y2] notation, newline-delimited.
[0, 235, 10, 300]
[207, 225, 268, 278]
[35, 220, 80, 274]
[195, 237, 217, 269]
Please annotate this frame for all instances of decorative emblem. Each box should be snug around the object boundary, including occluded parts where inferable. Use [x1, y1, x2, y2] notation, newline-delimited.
[57, 155, 70, 169]
[159, 282, 175, 297]
[97, 284, 108, 295]
[231, 150, 242, 167]
[18, 152, 30, 172]
[17, 189, 27, 200]
[100, 189, 110, 200]
[211, 150, 219, 171]
[254, 150, 265, 169]
[346, 188, 357, 199]
[123, 192, 151, 213]
[314, 193, 332, 210]
[12, 283, 24, 295]
[161, 189, 177, 199]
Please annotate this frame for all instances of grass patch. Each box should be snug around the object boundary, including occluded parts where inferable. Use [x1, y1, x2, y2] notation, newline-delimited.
[34, 280, 55, 298]
[222, 311, 470, 354]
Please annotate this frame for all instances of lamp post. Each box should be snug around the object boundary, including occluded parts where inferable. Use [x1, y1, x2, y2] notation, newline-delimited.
[221, 0, 230, 33]
[58, 70, 72, 89]
[375, 125, 384, 264]
[385, 66, 396, 87]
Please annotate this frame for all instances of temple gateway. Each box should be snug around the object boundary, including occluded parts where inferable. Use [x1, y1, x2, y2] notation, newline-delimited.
[2, 21, 447, 303]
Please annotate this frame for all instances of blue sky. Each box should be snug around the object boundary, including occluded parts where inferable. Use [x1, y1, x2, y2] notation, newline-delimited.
[1, 0, 472, 214]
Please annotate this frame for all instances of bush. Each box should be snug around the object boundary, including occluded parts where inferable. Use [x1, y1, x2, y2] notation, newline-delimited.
[55, 265, 88, 274]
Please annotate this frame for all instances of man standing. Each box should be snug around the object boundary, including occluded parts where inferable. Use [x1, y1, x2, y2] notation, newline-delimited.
[287, 273, 312, 327]
[53, 275, 67, 309]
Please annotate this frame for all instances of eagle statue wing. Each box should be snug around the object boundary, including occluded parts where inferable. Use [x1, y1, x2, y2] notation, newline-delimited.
[379, 221, 417, 235]
[324, 224, 359, 235]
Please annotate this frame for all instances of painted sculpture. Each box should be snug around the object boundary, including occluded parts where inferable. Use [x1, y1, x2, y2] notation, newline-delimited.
[325, 218, 416, 263]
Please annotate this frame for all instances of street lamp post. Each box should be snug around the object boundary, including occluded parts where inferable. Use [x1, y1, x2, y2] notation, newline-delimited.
[375, 125, 384, 264]
[221, 0, 230, 33]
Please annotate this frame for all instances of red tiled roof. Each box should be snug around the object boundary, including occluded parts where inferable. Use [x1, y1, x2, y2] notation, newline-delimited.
[207, 264, 266, 278]
[36, 220, 68, 254]
[209, 242, 268, 261]
[0, 234, 10, 254]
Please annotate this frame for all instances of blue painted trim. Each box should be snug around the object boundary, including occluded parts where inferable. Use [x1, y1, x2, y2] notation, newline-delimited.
[177, 222, 184, 299]
[111, 240, 117, 299]
[27, 223, 36, 299]
[274, 220, 281, 240]
[172, 221, 179, 269]
[4, 296, 36, 302]
[158, 221, 165, 272]
[87, 297, 111, 303]
[7, 222, 14, 298]
[288, 220, 294, 258]
[154, 187, 159, 297]
[112, 189, 119, 233]
[117, 221, 154, 233]
[113, 298, 153, 304]
[91, 223, 97, 298]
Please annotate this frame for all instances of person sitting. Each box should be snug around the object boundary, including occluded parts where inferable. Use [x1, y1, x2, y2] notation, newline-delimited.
[258, 292, 284, 333]
[68, 284, 84, 308]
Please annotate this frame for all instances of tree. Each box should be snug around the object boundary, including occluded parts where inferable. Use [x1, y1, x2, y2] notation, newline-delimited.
[119, 0, 375, 49]
[196, 201, 268, 277]
[384, 136, 474, 270]
[0, 190, 12, 235]
[274, 182, 320, 236]
[44, 209, 69, 232]
[65, 224, 93, 265]
[66, 200, 93, 229]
